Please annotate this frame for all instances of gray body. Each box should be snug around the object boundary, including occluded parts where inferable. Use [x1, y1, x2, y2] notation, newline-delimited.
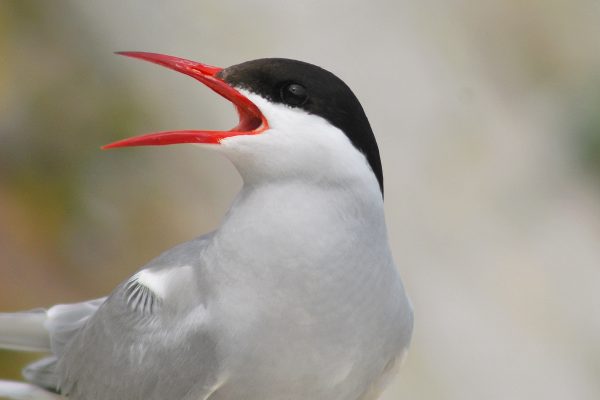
[49, 180, 412, 400]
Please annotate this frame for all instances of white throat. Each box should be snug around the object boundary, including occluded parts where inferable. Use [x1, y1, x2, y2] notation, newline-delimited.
[220, 91, 382, 202]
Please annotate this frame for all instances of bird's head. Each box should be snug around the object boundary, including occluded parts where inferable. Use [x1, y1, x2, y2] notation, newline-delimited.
[104, 52, 383, 197]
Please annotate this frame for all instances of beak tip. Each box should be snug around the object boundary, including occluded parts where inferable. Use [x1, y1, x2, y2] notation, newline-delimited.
[115, 51, 142, 59]
[101, 140, 125, 150]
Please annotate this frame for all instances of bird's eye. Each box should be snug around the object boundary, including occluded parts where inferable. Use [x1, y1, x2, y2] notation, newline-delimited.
[280, 83, 308, 106]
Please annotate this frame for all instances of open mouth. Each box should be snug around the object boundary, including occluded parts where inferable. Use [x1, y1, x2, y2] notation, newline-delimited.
[102, 52, 268, 149]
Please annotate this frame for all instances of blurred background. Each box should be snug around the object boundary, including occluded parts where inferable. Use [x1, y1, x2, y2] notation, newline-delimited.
[1, 1, 600, 399]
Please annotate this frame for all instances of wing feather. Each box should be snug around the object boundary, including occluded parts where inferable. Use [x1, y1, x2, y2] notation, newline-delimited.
[124, 277, 161, 315]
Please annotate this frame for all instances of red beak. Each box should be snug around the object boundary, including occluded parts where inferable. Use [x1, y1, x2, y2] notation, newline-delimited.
[102, 52, 268, 149]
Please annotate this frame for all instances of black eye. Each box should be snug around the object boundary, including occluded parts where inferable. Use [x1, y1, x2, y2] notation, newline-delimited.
[280, 83, 308, 106]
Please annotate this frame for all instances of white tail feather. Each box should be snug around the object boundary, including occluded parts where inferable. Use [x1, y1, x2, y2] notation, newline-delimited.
[0, 380, 62, 399]
[0, 311, 50, 352]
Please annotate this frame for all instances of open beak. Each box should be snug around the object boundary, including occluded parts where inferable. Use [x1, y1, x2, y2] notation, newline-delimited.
[102, 52, 268, 149]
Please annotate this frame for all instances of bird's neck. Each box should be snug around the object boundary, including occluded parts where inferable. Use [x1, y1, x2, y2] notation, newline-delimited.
[211, 179, 390, 273]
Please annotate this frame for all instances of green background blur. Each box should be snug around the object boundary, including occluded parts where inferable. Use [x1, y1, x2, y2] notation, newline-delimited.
[1, 1, 600, 399]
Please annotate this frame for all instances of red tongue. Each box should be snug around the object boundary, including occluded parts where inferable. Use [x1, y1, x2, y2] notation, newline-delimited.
[102, 52, 268, 149]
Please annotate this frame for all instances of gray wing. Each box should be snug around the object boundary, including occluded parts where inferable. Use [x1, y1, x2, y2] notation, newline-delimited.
[32, 236, 221, 400]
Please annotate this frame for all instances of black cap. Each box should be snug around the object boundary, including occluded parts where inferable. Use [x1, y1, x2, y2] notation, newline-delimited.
[218, 58, 384, 196]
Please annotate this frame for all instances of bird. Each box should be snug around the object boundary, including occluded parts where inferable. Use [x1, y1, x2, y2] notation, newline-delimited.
[0, 52, 413, 400]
